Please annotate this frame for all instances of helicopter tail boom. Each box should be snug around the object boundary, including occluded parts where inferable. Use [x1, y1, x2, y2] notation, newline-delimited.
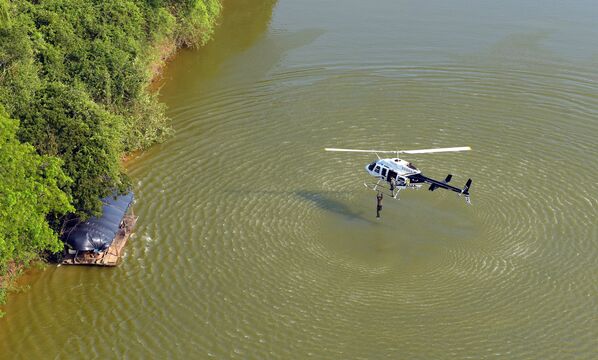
[408, 174, 472, 203]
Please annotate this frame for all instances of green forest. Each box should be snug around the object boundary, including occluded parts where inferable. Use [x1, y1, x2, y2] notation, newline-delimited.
[0, 0, 221, 306]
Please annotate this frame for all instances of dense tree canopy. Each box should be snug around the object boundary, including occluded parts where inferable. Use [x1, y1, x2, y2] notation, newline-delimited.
[16, 82, 127, 214]
[0, 0, 221, 215]
[0, 107, 73, 273]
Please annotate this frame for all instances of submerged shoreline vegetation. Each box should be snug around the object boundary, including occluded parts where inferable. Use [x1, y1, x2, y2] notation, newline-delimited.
[0, 0, 221, 310]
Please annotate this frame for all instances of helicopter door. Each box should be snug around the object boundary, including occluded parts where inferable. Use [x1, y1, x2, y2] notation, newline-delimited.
[387, 170, 397, 182]
[380, 167, 388, 179]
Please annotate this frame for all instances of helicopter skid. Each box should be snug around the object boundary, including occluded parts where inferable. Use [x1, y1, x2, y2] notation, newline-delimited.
[364, 180, 421, 199]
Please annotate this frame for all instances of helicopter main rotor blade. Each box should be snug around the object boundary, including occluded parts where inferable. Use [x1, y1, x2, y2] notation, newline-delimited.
[400, 146, 471, 154]
[325, 148, 394, 153]
[325, 146, 471, 154]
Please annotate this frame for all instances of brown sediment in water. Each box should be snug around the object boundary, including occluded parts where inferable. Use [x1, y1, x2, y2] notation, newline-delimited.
[0, 262, 22, 291]
[0, 260, 34, 313]
[121, 148, 144, 166]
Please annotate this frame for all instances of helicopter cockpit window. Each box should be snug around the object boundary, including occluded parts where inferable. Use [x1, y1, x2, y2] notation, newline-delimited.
[368, 162, 376, 171]
[374, 165, 380, 173]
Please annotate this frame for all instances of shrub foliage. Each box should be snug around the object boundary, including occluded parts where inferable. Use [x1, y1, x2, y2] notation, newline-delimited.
[0, 107, 73, 275]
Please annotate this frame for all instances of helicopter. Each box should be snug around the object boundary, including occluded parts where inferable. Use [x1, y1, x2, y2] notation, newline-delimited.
[325, 146, 473, 204]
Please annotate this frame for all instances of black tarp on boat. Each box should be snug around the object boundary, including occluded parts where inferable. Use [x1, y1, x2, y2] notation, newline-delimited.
[63, 192, 134, 252]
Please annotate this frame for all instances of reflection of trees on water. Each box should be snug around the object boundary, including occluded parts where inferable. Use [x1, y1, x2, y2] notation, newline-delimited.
[163, 0, 278, 86]
[215, 0, 279, 50]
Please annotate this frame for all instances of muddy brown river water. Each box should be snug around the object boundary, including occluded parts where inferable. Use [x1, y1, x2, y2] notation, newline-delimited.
[1, 0, 597, 358]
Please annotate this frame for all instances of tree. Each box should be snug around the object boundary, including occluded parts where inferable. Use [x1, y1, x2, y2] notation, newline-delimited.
[0, 106, 73, 272]
[16, 82, 127, 216]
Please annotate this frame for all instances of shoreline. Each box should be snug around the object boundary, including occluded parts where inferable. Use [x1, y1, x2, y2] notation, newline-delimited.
[119, 35, 179, 166]
[0, 1, 224, 315]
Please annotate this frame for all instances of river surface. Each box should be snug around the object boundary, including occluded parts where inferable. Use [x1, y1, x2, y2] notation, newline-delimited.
[2, 0, 598, 358]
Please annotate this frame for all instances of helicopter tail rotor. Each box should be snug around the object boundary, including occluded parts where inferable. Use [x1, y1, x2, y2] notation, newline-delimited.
[462, 179, 472, 195]
[462, 179, 473, 205]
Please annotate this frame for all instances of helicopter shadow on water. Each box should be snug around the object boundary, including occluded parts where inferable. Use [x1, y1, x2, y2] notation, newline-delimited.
[229, 189, 378, 225]
[295, 190, 379, 225]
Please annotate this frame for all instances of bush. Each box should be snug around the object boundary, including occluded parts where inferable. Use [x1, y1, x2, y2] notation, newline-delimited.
[0, 106, 73, 272]
[15, 82, 126, 216]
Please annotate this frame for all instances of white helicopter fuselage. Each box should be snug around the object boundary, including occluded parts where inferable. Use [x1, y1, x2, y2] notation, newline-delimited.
[365, 158, 421, 181]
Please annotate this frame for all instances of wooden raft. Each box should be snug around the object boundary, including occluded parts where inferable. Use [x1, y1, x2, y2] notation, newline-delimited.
[61, 214, 138, 267]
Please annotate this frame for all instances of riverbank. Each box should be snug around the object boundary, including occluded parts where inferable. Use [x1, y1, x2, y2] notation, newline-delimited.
[0, 262, 23, 316]
[0, 0, 222, 314]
